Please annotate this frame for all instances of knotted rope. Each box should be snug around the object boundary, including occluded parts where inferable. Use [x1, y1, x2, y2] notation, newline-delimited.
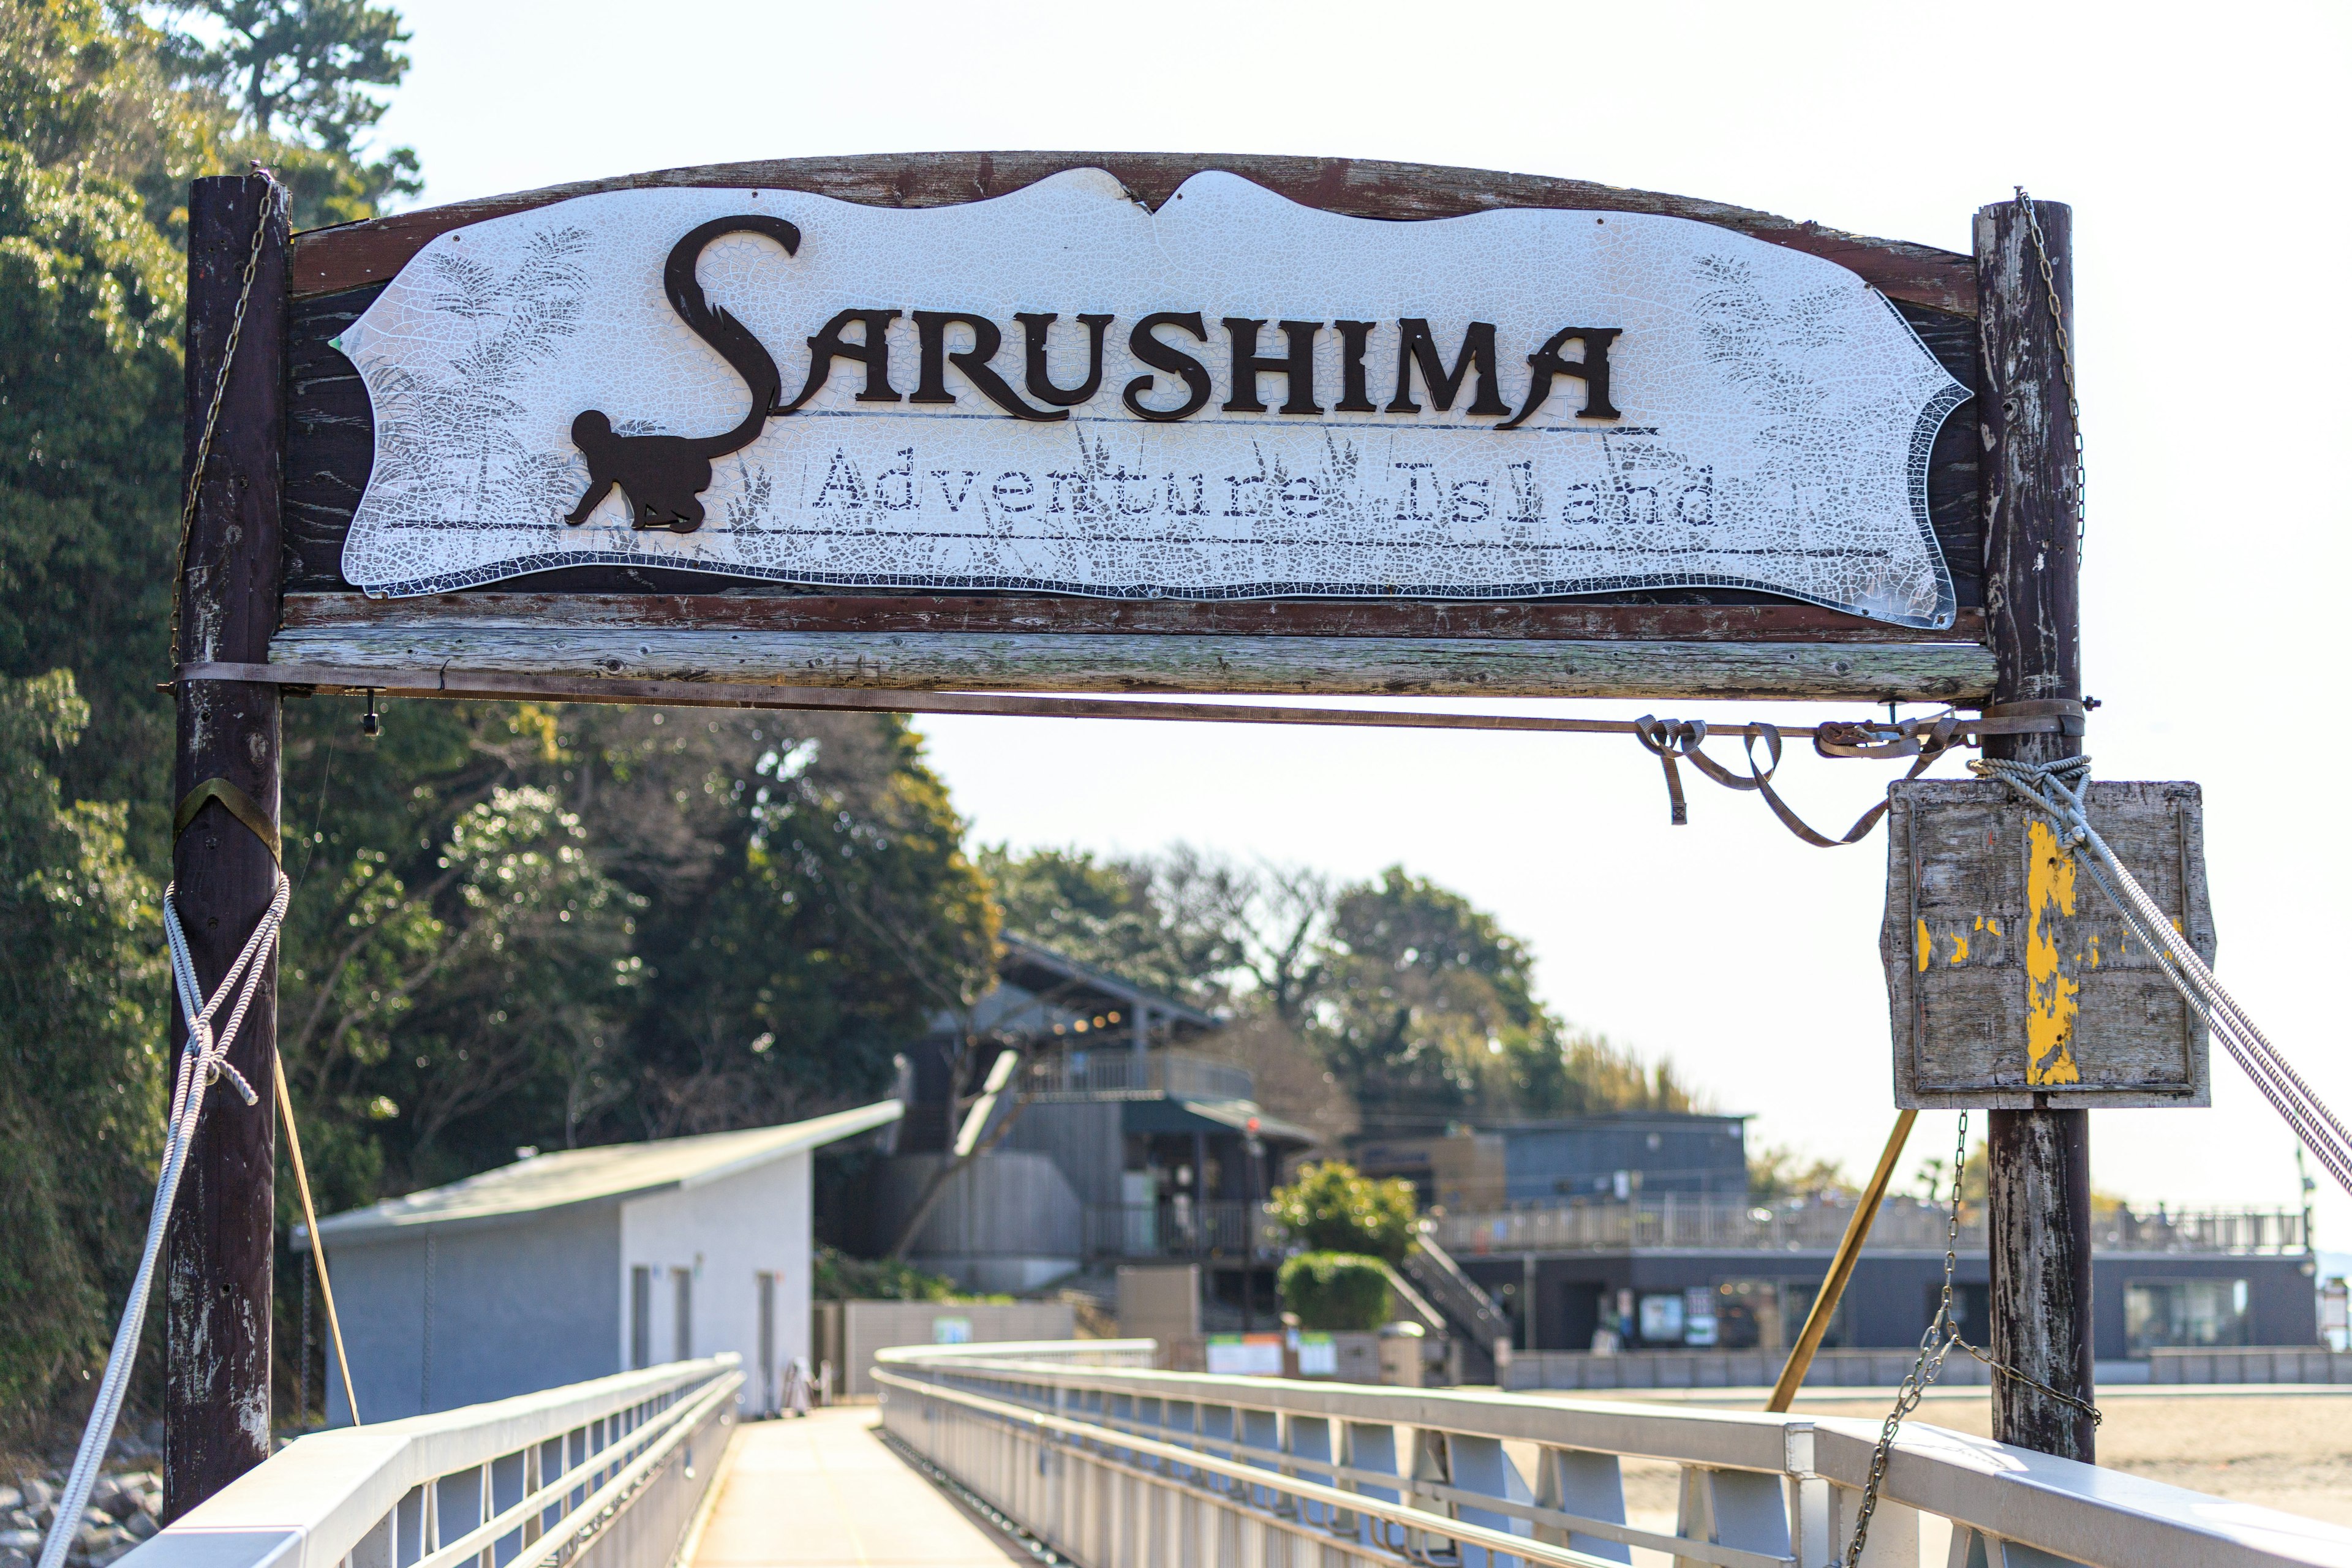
[36, 875, 288, 1568]
[1971, 755, 2352, 1196]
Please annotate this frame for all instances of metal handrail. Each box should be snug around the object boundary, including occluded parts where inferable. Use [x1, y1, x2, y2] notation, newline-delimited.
[876, 1340, 2352, 1568]
[1435, 1197, 2310, 1256]
[119, 1357, 741, 1568]
[1024, 1048, 1256, 1102]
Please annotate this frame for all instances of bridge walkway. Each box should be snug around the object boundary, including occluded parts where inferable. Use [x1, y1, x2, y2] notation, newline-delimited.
[688, 1406, 1023, 1568]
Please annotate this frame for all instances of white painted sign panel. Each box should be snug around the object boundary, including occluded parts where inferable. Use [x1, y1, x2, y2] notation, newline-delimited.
[337, 168, 1967, 625]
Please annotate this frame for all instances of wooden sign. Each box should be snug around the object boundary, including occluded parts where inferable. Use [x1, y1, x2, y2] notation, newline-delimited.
[273, 154, 1998, 704]
[331, 170, 1966, 625]
[1881, 780, 2216, 1109]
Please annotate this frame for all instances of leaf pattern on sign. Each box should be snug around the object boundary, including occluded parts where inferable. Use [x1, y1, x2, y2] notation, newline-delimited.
[336, 172, 1966, 625]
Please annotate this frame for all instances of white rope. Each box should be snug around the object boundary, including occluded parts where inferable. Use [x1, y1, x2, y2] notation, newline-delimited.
[36, 874, 289, 1568]
[1971, 756, 2352, 1197]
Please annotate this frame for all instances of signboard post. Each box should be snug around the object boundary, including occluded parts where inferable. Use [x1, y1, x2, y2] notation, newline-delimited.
[156, 154, 2132, 1510]
[166, 172, 290, 1520]
[1975, 195, 2095, 1460]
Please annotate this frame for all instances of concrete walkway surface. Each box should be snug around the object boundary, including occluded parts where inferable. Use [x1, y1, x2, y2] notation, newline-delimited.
[687, 1408, 1025, 1568]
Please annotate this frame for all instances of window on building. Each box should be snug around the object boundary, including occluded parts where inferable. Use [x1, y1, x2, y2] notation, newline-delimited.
[630, 1266, 652, 1370]
[1712, 1280, 1784, 1351]
[1925, 1283, 1991, 1340]
[2125, 1278, 2252, 1357]
[1776, 1279, 1849, 1350]
[1637, 1292, 1685, 1344]
[673, 1267, 694, 1361]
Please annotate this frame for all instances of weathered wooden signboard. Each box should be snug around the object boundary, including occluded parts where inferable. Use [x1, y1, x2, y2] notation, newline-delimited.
[1882, 780, 2217, 1108]
[172, 157, 2124, 1506]
[268, 153, 1997, 704]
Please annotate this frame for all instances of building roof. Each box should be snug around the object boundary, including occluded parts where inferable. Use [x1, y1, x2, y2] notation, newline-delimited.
[993, 935, 1222, 1035]
[1120, 1096, 1319, 1147]
[306, 1101, 901, 1245]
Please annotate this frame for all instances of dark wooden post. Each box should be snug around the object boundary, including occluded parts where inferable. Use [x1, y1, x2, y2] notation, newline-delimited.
[1976, 195, 2095, 1461]
[164, 173, 290, 1521]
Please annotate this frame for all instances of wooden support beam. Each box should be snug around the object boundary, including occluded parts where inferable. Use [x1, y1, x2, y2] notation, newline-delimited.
[165, 173, 288, 1520]
[263, 623, 1997, 704]
[1976, 194, 2095, 1461]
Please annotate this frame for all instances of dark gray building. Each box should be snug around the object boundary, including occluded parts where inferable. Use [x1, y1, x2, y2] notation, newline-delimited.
[876, 937, 1315, 1296]
[1438, 1197, 2317, 1362]
[1355, 1112, 1751, 1212]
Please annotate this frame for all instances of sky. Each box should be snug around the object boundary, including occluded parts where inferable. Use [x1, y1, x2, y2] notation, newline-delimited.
[364, 1, 2352, 1242]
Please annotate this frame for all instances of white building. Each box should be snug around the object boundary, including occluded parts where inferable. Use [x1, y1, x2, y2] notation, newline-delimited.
[303, 1101, 899, 1423]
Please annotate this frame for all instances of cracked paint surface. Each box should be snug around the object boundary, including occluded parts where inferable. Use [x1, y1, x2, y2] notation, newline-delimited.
[335, 170, 1966, 619]
[2024, 817, 2082, 1085]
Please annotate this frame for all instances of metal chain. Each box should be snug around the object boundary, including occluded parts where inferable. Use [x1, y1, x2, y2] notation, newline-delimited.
[2014, 187, 2086, 557]
[1840, 1113, 2101, 1566]
[170, 165, 285, 668]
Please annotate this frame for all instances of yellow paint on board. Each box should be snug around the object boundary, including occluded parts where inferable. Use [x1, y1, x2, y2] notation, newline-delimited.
[2025, 818, 2082, 1085]
[2088, 933, 2101, 969]
[1986, 918, 2000, 936]
[1916, 918, 1931, 973]
[1949, 928, 1970, 965]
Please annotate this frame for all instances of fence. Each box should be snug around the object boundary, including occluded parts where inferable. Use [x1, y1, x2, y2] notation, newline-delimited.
[1436, 1199, 2310, 1256]
[120, 1357, 739, 1568]
[2147, 1347, 2352, 1384]
[1504, 1348, 1991, 1393]
[1026, 1050, 1256, 1103]
[1082, 1200, 1283, 1261]
[813, 1300, 1078, 1397]
[875, 1338, 2352, 1568]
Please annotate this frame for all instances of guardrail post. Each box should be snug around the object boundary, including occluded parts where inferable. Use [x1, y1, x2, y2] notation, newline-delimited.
[1284, 1412, 1336, 1533]
[1446, 1434, 1535, 1567]
[1673, 1468, 1792, 1568]
[1828, 1485, 1917, 1567]
[1533, 1449, 1630, 1565]
[1340, 1419, 1401, 1553]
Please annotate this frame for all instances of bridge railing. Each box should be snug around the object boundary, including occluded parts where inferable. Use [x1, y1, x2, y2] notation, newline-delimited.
[121, 1356, 741, 1568]
[873, 1339, 2352, 1568]
[1435, 1197, 2310, 1256]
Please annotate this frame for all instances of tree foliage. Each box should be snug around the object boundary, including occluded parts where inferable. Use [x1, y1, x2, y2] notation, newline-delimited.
[274, 701, 997, 1199]
[1276, 1252, 1392, 1332]
[0, 672, 164, 1439]
[1749, 1144, 1854, 1202]
[1270, 1161, 1419, 1264]
[986, 848, 1698, 1132]
[164, 0, 420, 214]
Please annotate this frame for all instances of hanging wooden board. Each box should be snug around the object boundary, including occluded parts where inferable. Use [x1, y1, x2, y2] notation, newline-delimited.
[267, 153, 1997, 704]
[1881, 780, 2216, 1109]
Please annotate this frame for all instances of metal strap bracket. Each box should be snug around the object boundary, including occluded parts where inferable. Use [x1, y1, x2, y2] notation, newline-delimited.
[1979, 698, 2087, 736]
[174, 777, 281, 865]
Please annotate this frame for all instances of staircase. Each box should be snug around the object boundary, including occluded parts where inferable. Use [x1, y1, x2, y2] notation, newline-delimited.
[1401, 1233, 1513, 1384]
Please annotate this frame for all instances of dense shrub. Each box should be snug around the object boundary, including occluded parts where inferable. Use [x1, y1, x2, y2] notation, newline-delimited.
[1270, 1161, 1418, 1262]
[1277, 1252, 1392, 1332]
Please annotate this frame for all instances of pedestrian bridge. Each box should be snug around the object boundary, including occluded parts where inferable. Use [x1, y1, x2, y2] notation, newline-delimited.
[119, 1343, 2352, 1568]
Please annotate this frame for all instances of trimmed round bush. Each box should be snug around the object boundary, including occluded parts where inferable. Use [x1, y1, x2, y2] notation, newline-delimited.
[1278, 1252, 1392, 1332]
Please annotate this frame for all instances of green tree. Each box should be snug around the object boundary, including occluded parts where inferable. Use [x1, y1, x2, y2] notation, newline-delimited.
[164, 0, 420, 219]
[0, 0, 421, 857]
[0, 671, 165, 1438]
[571, 706, 1000, 1137]
[1314, 867, 1552, 1124]
[1270, 1160, 1418, 1263]
[0, 79, 192, 830]
[1315, 867, 1699, 1128]
[980, 843, 1243, 1007]
[1750, 1144, 1853, 1202]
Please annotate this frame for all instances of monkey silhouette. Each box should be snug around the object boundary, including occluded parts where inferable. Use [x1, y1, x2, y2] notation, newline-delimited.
[564, 214, 801, 533]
